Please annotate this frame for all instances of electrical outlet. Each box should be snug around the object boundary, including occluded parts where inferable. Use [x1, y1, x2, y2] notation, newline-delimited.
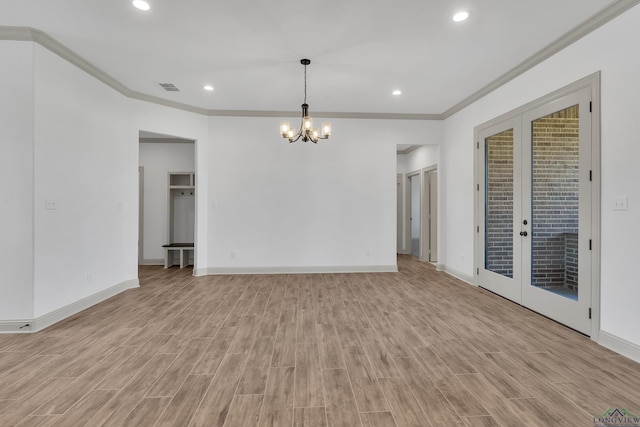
[45, 198, 57, 210]
[87, 272, 93, 283]
[365, 249, 371, 258]
[230, 250, 237, 259]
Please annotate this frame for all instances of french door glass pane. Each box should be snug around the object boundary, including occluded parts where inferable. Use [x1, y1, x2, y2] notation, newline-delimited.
[485, 129, 514, 278]
[531, 105, 579, 300]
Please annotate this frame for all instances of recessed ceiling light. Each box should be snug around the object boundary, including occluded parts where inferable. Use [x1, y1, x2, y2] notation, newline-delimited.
[392, 90, 402, 96]
[453, 10, 470, 22]
[132, 0, 150, 11]
[203, 85, 214, 91]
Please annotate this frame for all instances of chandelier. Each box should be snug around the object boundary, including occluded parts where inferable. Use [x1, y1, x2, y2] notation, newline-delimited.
[279, 59, 331, 143]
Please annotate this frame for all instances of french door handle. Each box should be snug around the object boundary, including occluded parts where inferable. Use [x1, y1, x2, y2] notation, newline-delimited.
[520, 231, 528, 237]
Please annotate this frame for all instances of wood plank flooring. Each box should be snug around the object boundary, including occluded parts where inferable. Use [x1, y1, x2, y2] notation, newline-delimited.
[1, 255, 639, 426]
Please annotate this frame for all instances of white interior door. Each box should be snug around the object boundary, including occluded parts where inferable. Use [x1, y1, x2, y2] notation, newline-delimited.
[478, 88, 593, 335]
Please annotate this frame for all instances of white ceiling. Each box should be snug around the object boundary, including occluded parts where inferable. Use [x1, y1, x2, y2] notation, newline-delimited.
[1, 0, 624, 116]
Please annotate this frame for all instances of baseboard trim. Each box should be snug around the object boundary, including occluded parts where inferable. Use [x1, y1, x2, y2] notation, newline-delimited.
[196, 265, 398, 276]
[140, 259, 163, 266]
[435, 263, 446, 272]
[443, 265, 475, 285]
[33, 279, 139, 332]
[0, 279, 139, 334]
[0, 320, 34, 333]
[598, 330, 640, 363]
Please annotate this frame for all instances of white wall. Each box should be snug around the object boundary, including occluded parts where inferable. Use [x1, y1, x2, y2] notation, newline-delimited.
[0, 41, 211, 325]
[396, 154, 408, 174]
[441, 6, 640, 348]
[32, 44, 137, 317]
[139, 142, 195, 262]
[205, 116, 439, 272]
[0, 41, 34, 321]
[400, 145, 439, 174]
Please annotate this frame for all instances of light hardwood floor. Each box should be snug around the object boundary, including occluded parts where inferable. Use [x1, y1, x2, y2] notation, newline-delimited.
[1, 255, 639, 426]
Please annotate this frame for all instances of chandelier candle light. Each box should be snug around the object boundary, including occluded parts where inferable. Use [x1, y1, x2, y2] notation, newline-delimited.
[280, 59, 331, 143]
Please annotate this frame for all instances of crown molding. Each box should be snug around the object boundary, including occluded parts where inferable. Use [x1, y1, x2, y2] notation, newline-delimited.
[0, 26, 439, 120]
[441, 0, 640, 119]
[3, 0, 639, 121]
[184, 108, 438, 120]
[1, 27, 133, 97]
[0, 26, 33, 40]
[128, 90, 210, 115]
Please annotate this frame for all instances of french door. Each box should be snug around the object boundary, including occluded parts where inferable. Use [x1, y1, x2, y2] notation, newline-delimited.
[477, 86, 593, 335]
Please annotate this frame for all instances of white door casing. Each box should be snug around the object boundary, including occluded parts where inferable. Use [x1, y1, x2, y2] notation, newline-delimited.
[475, 74, 600, 337]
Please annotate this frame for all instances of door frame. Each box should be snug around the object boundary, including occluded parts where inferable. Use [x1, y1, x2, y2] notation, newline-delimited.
[473, 72, 601, 340]
[138, 134, 198, 272]
[397, 174, 404, 254]
[138, 166, 144, 265]
[406, 170, 422, 258]
[421, 166, 437, 263]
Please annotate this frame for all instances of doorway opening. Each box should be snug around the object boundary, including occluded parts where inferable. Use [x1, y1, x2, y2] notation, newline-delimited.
[404, 169, 438, 262]
[397, 144, 439, 263]
[138, 131, 196, 271]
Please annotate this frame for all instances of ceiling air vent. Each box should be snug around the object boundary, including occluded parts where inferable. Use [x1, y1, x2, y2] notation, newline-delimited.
[159, 83, 180, 92]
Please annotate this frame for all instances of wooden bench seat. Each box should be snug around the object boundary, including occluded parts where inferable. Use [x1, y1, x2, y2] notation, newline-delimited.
[162, 243, 194, 268]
